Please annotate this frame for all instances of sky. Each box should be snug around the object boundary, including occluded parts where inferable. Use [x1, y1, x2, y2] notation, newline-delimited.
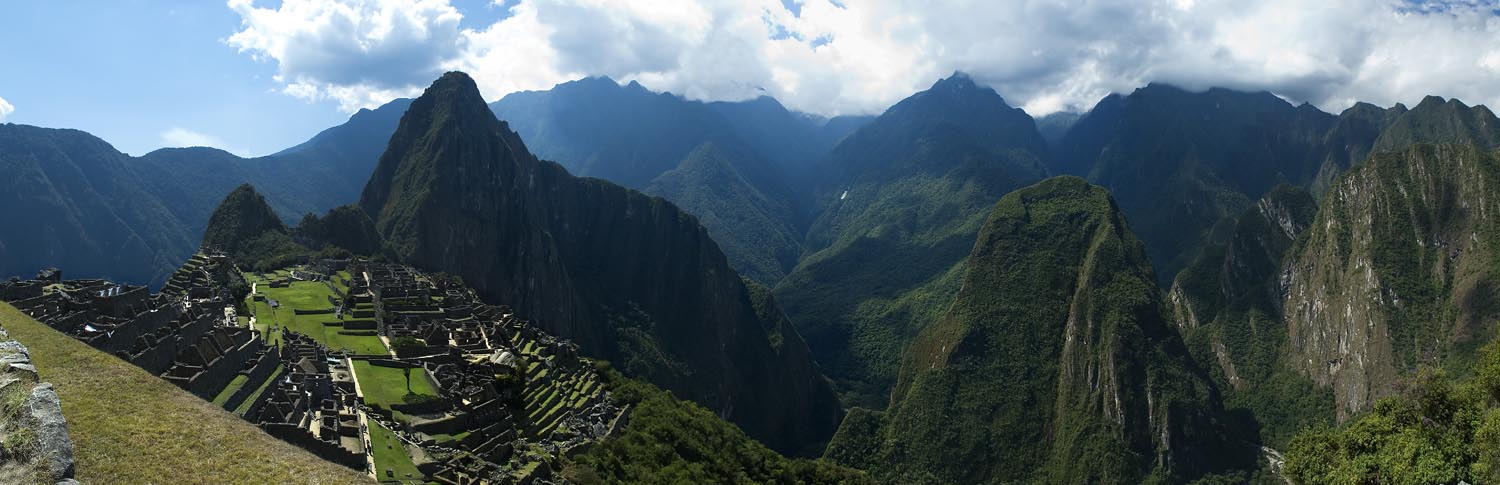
[2, 0, 1499, 157]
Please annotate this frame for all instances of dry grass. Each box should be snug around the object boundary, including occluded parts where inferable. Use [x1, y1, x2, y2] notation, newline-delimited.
[0, 302, 372, 484]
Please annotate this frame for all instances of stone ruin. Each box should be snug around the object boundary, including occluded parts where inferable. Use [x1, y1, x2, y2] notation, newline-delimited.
[1, 256, 629, 484]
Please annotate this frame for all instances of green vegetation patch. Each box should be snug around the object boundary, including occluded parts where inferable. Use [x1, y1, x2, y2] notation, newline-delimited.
[1286, 341, 1500, 483]
[245, 274, 388, 355]
[568, 367, 869, 484]
[352, 361, 439, 410]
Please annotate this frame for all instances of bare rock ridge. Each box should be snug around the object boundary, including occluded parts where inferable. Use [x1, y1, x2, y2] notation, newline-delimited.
[825, 176, 1251, 483]
[358, 71, 843, 454]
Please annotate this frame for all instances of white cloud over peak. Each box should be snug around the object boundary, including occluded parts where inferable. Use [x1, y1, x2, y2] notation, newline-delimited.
[226, 0, 1500, 118]
[0, 96, 13, 122]
[161, 127, 245, 156]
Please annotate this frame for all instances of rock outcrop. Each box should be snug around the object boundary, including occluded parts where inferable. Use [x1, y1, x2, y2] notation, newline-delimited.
[0, 327, 75, 484]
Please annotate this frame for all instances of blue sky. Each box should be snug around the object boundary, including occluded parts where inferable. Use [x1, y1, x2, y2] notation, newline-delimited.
[2, 1, 1498, 157]
[0, 1, 353, 156]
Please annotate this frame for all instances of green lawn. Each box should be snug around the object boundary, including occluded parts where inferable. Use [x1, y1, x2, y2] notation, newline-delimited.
[368, 420, 423, 483]
[352, 361, 439, 410]
[245, 272, 387, 355]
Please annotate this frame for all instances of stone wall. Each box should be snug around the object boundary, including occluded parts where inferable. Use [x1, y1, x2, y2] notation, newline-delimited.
[0, 326, 76, 484]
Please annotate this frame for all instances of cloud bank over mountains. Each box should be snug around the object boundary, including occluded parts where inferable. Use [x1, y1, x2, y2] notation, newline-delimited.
[227, 0, 1500, 117]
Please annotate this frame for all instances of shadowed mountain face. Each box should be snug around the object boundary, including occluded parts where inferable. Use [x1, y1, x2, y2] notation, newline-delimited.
[825, 177, 1251, 483]
[0, 125, 196, 286]
[774, 72, 1049, 408]
[0, 99, 411, 287]
[1054, 84, 1340, 285]
[490, 78, 869, 284]
[360, 72, 843, 455]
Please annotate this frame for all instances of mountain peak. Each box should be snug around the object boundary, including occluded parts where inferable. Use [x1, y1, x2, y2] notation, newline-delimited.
[359, 71, 532, 250]
[202, 183, 291, 260]
[929, 71, 982, 93]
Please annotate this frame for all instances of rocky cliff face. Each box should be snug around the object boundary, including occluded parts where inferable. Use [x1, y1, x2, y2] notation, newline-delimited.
[827, 177, 1248, 483]
[1283, 143, 1500, 420]
[359, 72, 842, 454]
[1167, 185, 1335, 445]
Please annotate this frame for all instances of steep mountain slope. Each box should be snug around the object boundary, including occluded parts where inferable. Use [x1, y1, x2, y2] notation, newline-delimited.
[0, 125, 195, 286]
[644, 142, 803, 282]
[360, 72, 841, 454]
[826, 177, 1250, 483]
[1035, 111, 1083, 146]
[1055, 84, 1338, 283]
[773, 72, 1049, 407]
[491, 78, 812, 283]
[1283, 142, 1500, 421]
[294, 204, 383, 256]
[1168, 185, 1336, 445]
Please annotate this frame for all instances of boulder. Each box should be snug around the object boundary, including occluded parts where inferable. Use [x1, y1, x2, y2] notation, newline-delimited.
[22, 384, 73, 480]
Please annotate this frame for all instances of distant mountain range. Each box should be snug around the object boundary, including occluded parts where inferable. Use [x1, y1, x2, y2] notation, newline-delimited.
[0, 99, 410, 286]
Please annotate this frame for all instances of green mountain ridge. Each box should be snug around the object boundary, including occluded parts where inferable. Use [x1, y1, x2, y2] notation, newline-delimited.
[826, 176, 1252, 483]
[775, 72, 1049, 408]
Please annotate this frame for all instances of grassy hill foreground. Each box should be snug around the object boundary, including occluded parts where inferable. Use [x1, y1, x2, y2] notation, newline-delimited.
[0, 302, 371, 484]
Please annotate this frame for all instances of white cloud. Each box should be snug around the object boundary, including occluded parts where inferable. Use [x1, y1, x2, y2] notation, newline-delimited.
[161, 127, 246, 155]
[0, 96, 13, 122]
[227, 0, 1500, 118]
[226, 0, 466, 111]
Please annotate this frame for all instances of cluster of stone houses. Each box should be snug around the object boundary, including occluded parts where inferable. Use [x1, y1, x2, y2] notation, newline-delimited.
[0, 255, 628, 484]
[0, 254, 275, 404]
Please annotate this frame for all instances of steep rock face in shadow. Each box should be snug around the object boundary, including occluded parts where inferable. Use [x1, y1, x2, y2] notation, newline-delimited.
[491, 79, 814, 283]
[1055, 85, 1339, 285]
[360, 72, 841, 454]
[826, 177, 1250, 483]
